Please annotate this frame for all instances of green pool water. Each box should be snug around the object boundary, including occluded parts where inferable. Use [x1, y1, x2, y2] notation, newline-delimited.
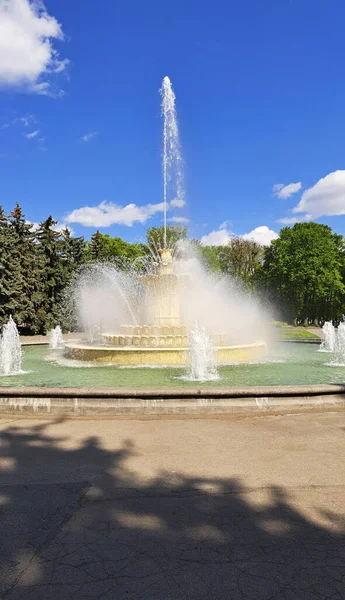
[0, 343, 344, 388]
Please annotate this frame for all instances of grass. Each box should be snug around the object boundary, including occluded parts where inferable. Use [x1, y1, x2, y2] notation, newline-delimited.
[275, 328, 320, 340]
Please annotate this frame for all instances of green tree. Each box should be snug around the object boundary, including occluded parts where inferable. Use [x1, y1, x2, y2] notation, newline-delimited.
[56, 228, 88, 332]
[0, 207, 17, 326]
[87, 231, 145, 264]
[89, 230, 108, 261]
[36, 216, 65, 332]
[60, 228, 88, 276]
[190, 242, 223, 272]
[219, 238, 263, 292]
[146, 225, 188, 253]
[101, 235, 145, 261]
[261, 222, 345, 324]
[9, 203, 44, 333]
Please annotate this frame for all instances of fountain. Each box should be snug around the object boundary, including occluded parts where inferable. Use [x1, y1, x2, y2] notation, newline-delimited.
[65, 244, 266, 366]
[49, 325, 65, 350]
[64, 77, 266, 368]
[187, 321, 218, 381]
[0, 316, 22, 376]
[331, 322, 345, 365]
[319, 321, 336, 352]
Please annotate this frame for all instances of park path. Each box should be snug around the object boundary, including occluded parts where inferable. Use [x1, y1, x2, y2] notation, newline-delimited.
[0, 411, 344, 599]
[20, 333, 79, 345]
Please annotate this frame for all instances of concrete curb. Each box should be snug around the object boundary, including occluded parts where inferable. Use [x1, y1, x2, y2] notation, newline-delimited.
[21, 342, 49, 346]
[275, 338, 321, 344]
[1, 384, 345, 398]
[0, 384, 344, 416]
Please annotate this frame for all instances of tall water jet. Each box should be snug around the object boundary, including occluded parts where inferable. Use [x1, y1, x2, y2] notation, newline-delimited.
[64, 77, 268, 367]
[160, 76, 184, 247]
[0, 316, 22, 376]
[186, 321, 219, 381]
[319, 321, 335, 352]
[49, 325, 65, 350]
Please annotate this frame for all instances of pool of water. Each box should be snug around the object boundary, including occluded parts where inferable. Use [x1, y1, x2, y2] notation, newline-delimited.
[0, 343, 344, 388]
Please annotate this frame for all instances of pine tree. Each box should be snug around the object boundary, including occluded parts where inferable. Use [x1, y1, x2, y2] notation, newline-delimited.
[89, 230, 108, 261]
[36, 216, 65, 332]
[60, 228, 88, 277]
[0, 207, 16, 326]
[58, 228, 88, 331]
[9, 203, 44, 333]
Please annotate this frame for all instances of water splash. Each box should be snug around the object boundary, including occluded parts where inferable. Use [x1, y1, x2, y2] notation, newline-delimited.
[48, 325, 65, 350]
[186, 321, 219, 381]
[74, 263, 143, 341]
[330, 322, 345, 365]
[160, 76, 184, 247]
[319, 321, 335, 352]
[0, 316, 22, 376]
[87, 325, 102, 345]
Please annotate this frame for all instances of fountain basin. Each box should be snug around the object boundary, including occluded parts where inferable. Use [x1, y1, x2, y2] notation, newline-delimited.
[65, 341, 266, 366]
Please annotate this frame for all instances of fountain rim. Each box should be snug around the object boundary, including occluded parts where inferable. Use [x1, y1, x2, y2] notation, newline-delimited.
[0, 382, 345, 398]
[0, 382, 343, 417]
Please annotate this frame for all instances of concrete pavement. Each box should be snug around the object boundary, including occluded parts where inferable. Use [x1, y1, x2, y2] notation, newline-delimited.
[0, 411, 344, 599]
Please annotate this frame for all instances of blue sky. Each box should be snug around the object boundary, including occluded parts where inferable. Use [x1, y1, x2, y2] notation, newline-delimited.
[1, 0, 345, 245]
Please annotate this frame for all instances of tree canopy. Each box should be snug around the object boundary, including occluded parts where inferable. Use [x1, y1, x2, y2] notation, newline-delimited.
[146, 225, 188, 253]
[260, 222, 345, 323]
[0, 205, 345, 333]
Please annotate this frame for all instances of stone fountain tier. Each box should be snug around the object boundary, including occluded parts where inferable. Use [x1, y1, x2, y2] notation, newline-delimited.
[65, 341, 266, 366]
[101, 326, 229, 349]
[139, 254, 189, 328]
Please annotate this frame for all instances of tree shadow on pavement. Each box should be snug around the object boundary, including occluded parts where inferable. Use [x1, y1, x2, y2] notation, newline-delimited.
[0, 419, 344, 599]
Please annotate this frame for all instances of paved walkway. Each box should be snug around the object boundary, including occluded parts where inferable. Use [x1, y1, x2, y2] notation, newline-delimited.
[306, 326, 323, 337]
[0, 411, 344, 599]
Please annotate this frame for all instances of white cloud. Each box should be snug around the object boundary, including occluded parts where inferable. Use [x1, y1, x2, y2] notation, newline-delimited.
[276, 214, 312, 225]
[276, 216, 300, 225]
[25, 129, 39, 139]
[0, 0, 69, 95]
[200, 224, 232, 246]
[168, 216, 189, 224]
[170, 198, 185, 208]
[65, 201, 166, 228]
[26, 220, 39, 231]
[17, 114, 35, 126]
[201, 224, 278, 247]
[1, 113, 36, 129]
[273, 182, 302, 199]
[219, 220, 232, 230]
[242, 225, 278, 246]
[272, 184, 284, 193]
[81, 132, 98, 143]
[292, 170, 345, 219]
